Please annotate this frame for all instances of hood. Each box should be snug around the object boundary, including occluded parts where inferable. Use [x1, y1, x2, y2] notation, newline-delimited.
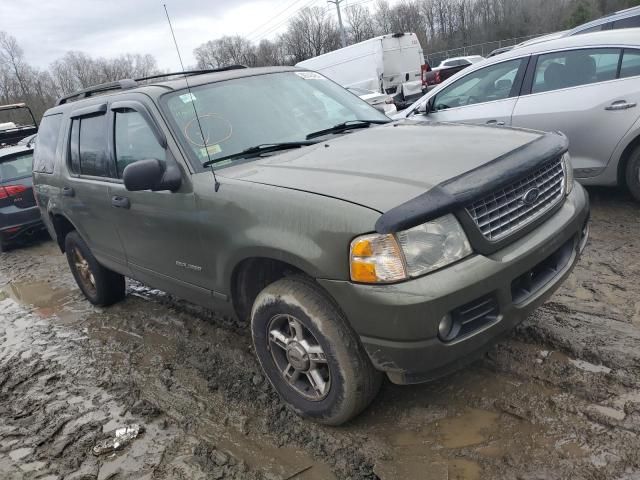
[218, 121, 546, 213]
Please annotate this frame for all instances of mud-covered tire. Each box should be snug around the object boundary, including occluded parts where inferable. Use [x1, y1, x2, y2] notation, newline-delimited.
[251, 276, 382, 425]
[65, 231, 125, 306]
[625, 146, 640, 202]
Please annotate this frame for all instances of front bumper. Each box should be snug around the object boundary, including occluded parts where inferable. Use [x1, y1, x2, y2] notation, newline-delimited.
[319, 184, 590, 384]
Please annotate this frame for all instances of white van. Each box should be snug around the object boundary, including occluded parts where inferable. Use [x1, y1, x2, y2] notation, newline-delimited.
[296, 33, 426, 108]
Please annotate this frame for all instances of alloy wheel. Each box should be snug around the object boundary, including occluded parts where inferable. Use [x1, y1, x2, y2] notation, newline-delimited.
[267, 314, 331, 401]
[73, 247, 96, 296]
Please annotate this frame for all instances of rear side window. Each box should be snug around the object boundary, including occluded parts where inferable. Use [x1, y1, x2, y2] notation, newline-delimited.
[114, 110, 165, 178]
[620, 49, 640, 78]
[68, 114, 110, 177]
[1, 152, 33, 182]
[532, 48, 620, 94]
[613, 15, 640, 29]
[33, 113, 63, 174]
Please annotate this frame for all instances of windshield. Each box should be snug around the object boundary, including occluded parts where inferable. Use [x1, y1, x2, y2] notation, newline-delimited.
[162, 71, 388, 168]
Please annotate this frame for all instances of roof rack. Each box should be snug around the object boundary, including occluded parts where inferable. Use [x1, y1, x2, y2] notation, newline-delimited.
[55, 65, 248, 106]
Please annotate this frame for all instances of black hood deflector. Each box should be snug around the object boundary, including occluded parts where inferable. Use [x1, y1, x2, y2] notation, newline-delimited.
[375, 131, 568, 234]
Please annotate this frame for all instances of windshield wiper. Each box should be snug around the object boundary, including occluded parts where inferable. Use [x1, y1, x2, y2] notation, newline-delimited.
[305, 119, 391, 140]
[202, 141, 318, 168]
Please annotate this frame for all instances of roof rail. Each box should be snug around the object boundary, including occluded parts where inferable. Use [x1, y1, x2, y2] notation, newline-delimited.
[55, 79, 138, 106]
[55, 65, 248, 106]
[134, 65, 247, 83]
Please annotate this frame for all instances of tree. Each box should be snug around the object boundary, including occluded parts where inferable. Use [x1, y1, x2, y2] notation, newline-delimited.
[194, 36, 258, 69]
[346, 4, 376, 44]
[282, 7, 341, 63]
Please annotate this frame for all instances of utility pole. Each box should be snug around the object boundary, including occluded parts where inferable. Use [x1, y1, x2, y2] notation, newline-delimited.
[328, 0, 347, 48]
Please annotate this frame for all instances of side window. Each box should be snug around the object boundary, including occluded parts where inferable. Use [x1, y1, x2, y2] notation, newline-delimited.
[434, 58, 523, 110]
[114, 110, 166, 178]
[33, 113, 63, 174]
[613, 15, 640, 29]
[68, 114, 110, 177]
[575, 25, 603, 35]
[620, 49, 640, 78]
[532, 48, 620, 94]
[69, 119, 80, 174]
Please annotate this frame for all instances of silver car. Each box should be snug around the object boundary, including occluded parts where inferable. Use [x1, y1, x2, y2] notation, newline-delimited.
[396, 29, 640, 201]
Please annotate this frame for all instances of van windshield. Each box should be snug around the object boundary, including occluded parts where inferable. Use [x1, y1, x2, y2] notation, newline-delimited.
[162, 71, 389, 168]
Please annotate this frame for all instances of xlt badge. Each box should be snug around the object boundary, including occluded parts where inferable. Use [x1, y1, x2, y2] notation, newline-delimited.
[176, 261, 202, 272]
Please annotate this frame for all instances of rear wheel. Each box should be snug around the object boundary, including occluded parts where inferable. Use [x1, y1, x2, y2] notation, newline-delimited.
[625, 145, 640, 202]
[251, 276, 382, 425]
[65, 231, 125, 306]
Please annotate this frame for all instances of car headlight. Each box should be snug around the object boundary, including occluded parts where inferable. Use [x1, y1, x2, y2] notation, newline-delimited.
[349, 214, 472, 283]
[561, 152, 574, 195]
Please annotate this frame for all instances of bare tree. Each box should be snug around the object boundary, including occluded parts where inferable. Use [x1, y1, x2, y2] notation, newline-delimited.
[346, 4, 376, 44]
[194, 36, 258, 69]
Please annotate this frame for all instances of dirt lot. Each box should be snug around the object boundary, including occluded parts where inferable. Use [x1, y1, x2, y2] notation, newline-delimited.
[1, 187, 639, 480]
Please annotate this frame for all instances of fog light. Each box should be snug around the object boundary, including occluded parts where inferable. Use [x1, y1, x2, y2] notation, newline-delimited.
[438, 314, 454, 341]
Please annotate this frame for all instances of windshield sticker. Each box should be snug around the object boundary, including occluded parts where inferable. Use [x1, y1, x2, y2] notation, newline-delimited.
[200, 144, 222, 157]
[180, 93, 197, 103]
[295, 71, 325, 80]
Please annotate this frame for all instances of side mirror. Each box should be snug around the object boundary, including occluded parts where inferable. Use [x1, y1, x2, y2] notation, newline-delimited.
[123, 159, 182, 192]
[413, 99, 431, 116]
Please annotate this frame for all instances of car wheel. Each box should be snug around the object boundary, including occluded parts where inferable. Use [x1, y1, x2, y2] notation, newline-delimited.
[65, 231, 125, 306]
[625, 146, 640, 202]
[251, 276, 382, 425]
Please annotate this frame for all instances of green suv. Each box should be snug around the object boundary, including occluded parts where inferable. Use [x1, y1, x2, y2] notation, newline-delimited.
[33, 66, 590, 425]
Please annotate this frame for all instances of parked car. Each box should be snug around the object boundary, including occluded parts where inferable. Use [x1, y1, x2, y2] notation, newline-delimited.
[0, 144, 45, 251]
[296, 33, 426, 109]
[33, 66, 589, 425]
[347, 87, 397, 115]
[0, 103, 38, 147]
[396, 30, 640, 201]
[424, 55, 484, 87]
[518, 5, 640, 49]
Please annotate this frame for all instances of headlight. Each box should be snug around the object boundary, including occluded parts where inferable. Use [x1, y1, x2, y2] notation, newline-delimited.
[561, 152, 574, 195]
[349, 214, 472, 283]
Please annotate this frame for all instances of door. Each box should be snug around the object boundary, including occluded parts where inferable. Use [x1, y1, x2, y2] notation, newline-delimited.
[511, 47, 640, 177]
[106, 101, 212, 292]
[425, 57, 527, 126]
[63, 105, 127, 269]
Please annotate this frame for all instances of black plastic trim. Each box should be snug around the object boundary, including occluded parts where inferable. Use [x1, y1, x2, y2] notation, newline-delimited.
[375, 131, 569, 238]
[70, 103, 107, 118]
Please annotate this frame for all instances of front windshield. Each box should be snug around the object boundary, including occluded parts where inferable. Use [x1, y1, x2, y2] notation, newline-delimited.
[162, 71, 388, 168]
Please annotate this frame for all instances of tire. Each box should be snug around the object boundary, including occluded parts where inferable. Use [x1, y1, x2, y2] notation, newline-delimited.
[625, 146, 640, 202]
[64, 231, 125, 306]
[251, 276, 382, 425]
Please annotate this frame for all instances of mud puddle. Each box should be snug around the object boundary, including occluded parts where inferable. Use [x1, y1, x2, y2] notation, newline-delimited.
[1, 188, 640, 479]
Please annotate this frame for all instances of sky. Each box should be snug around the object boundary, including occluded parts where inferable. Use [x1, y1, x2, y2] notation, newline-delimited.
[0, 0, 382, 71]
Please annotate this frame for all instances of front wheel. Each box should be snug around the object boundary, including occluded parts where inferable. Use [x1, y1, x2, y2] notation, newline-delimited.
[251, 277, 382, 425]
[65, 231, 125, 306]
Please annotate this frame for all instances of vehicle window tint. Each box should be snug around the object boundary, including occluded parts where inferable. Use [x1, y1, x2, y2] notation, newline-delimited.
[0, 152, 33, 181]
[613, 15, 640, 29]
[114, 110, 165, 178]
[33, 113, 62, 174]
[434, 58, 522, 110]
[78, 114, 109, 177]
[575, 24, 603, 34]
[69, 119, 80, 174]
[620, 49, 640, 78]
[532, 48, 620, 93]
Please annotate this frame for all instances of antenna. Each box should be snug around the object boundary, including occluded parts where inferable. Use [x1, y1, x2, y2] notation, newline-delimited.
[163, 3, 220, 192]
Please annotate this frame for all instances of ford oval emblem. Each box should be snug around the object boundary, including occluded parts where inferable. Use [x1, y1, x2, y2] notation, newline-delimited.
[522, 188, 541, 205]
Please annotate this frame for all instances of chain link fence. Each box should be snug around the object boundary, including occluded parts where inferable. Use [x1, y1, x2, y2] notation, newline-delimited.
[425, 33, 549, 66]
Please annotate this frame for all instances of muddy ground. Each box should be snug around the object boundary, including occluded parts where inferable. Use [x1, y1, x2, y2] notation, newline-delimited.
[0, 187, 639, 480]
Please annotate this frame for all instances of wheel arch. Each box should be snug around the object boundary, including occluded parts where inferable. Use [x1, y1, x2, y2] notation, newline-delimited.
[617, 133, 640, 188]
[48, 212, 79, 253]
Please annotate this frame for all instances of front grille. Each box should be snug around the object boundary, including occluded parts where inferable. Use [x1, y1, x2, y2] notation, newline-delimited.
[466, 158, 565, 241]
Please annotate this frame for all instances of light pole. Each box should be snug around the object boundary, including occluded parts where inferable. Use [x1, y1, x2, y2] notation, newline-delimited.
[328, 0, 347, 48]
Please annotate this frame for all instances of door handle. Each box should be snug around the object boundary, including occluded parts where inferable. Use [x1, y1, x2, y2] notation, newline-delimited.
[486, 120, 505, 126]
[111, 195, 130, 209]
[605, 100, 637, 111]
[62, 186, 75, 197]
